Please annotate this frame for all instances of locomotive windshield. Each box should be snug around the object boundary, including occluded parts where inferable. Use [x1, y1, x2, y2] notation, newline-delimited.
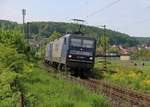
[70, 38, 94, 48]
[70, 38, 82, 47]
[82, 40, 94, 48]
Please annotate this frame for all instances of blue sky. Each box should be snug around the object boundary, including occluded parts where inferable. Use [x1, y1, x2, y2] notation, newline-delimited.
[0, 0, 150, 37]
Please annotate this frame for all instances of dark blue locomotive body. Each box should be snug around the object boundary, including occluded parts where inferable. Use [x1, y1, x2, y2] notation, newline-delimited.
[45, 33, 96, 76]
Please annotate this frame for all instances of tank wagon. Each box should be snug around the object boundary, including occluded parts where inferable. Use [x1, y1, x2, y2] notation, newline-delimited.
[45, 33, 96, 76]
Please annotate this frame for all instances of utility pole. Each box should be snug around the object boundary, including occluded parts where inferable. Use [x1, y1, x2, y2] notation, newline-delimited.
[27, 22, 31, 43]
[22, 9, 26, 37]
[101, 25, 107, 71]
[20, 9, 26, 107]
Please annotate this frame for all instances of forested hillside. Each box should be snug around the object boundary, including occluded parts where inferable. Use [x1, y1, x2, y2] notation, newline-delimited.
[0, 20, 139, 46]
[134, 37, 150, 45]
[0, 20, 18, 29]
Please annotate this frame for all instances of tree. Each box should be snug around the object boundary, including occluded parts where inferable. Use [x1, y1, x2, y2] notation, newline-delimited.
[0, 29, 32, 107]
[48, 31, 61, 42]
[133, 49, 150, 57]
[99, 36, 109, 54]
[108, 46, 119, 54]
[0, 29, 27, 53]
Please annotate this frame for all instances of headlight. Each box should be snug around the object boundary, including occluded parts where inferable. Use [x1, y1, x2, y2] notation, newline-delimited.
[68, 55, 72, 58]
[89, 57, 93, 60]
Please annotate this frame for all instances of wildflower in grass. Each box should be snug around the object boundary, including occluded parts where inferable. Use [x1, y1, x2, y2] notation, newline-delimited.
[24, 64, 33, 73]
[128, 72, 140, 79]
[112, 73, 122, 81]
[141, 80, 150, 86]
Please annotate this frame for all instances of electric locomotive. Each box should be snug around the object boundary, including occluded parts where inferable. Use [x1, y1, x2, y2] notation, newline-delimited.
[45, 32, 96, 76]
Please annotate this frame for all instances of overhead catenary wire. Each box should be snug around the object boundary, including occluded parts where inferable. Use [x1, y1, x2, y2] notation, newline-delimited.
[85, 0, 121, 19]
[135, 18, 150, 24]
[64, 0, 150, 37]
[65, 0, 122, 25]
[64, 0, 89, 21]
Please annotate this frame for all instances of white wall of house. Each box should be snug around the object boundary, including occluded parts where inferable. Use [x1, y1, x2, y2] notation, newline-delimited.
[120, 56, 130, 61]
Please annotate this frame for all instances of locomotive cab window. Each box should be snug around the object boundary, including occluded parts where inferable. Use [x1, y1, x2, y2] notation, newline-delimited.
[70, 38, 94, 48]
[82, 40, 94, 48]
[70, 38, 82, 47]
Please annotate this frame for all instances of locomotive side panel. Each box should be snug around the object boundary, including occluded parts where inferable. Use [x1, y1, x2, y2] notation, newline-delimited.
[45, 43, 53, 63]
[52, 37, 68, 64]
[60, 36, 69, 64]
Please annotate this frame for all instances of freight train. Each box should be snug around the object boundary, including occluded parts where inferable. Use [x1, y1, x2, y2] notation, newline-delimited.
[45, 33, 96, 76]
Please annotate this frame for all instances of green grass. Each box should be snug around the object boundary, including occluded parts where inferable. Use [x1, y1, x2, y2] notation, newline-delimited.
[94, 58, 150, 93]
[23, 64, 109, 107]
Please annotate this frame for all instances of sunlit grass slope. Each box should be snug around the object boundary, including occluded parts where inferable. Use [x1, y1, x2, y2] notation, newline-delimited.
[24, 65, 109, 107]
[94, 58, 150, 93]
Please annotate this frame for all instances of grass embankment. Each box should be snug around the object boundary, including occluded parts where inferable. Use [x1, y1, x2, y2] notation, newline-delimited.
[24, 64, 109, 107]
[94, 58, 150, 93]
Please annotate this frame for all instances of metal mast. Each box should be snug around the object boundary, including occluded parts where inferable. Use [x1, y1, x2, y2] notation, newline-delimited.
[22, 9, 26, 37]
[102, 25, 107, 71]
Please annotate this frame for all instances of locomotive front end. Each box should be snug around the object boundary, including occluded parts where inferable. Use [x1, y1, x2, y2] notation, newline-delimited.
[67, 35, 96, 70]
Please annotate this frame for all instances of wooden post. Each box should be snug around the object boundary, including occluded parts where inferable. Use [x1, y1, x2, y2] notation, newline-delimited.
[20, 92, 24, 107]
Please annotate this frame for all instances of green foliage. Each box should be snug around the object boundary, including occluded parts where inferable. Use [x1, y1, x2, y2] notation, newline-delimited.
[94, 58, 150, 92]
[108, 46, 119, 54]
[0, 29, 32, 107]
[48, 31, 61, 42]
[100, 36, 109, 47]
[0, 20, 18, 30]
[97, 36, 109, 54]
[133, 49, 150, 57]
[28, 22, 139, 46]
[0, 28, 109, 106]
[23, 65, 109, 107]
[0, 29, 27, 53]
[0, 44, 32, 107]
[134, 37, 150, 45]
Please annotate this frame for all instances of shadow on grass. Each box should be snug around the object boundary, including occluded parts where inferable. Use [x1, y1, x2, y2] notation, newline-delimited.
[91, 69, 117, 79]
[91, 61, 118, 79]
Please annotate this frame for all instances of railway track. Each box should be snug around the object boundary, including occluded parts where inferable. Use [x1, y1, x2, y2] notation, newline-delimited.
[44, 63, 150, 107]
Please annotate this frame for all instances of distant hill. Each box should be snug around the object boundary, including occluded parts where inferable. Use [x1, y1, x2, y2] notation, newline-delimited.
[0, 20, 18, 29]
[0, 20, 139, 46]
[134, 37, 150, 45]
